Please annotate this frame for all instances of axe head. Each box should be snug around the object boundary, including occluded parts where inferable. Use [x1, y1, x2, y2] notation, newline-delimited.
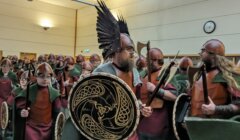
[137, 42, 147, 56]
[137, 41, 150, 56]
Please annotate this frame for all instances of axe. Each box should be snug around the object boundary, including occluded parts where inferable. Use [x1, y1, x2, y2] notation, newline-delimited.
[187, 63, 209, 104]
[137, 41, 151, 81]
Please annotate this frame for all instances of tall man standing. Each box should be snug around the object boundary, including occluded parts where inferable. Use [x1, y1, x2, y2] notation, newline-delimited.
[191, 39, 240, 118]
[61, 1, 152, 140]
[138, 48, 178, 140]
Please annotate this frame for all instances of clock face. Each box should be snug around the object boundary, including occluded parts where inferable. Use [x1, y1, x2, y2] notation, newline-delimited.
[203, 21, 216, 34]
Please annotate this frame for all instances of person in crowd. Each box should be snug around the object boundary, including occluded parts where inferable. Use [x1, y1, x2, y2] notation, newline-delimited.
[190, 39, 240, 118]
[37, 55, 46, 65]
[64, 56, 81, 95]
[136, 55, 147, 76]
[0, 58, 18, 139]
[81, 61, 93, 76]
[89, 53, 102, 70]
[14, 62, 62, 140]
[0, 58, 18, 104]
[61, 1, 152, 140]
[74, 54, 85, 73]
[11, 55, 19, 73]
[137, 48, 178, 140]
[47, 53, 56, 70]
[171, 56, 193, 94]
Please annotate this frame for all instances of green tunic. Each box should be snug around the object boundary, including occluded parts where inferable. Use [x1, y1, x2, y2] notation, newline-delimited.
[68, 67, 81, 78]
[15, 83, 60, 102]
[171, 73, 189, 94]
[74, 64, 82, 75]
[13, 83, 60, 140]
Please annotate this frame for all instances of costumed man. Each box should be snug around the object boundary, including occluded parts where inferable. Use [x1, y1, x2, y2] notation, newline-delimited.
[37, 55, 46, 66]
[0, 58, 18, 104]
[74, 54, 85, 73]
[172, 56, 193, 94]
[64, 56, 81, 96]
[54, 55, 65, 94]
[81, 61, 93, 76]
[55, 55, 65, 68]
[191, 39, 240, 118]
[61, 1, 152, 140]
[61, 56, 80, 118]
[53, 58, 69, 119]
[137, 48, 178, 140]
[136, 55, 147, 76]
[0, 58, 18, 139]
[11, 55, 19, 74]
[89, 53, 102, 70]
[13, 62, 62, 140]
[47, 53, 56, 70]
[12, 71, 28, 97]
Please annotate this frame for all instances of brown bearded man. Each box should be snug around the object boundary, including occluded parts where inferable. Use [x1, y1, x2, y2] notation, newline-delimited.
[61, 1, 152, 140]
[138, 48, 178, 140]
[191, 39, 240, 118]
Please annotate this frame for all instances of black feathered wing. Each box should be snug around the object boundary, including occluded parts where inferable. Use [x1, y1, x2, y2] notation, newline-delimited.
[118, 14, 130, 35]
[95, 0, 121, 59]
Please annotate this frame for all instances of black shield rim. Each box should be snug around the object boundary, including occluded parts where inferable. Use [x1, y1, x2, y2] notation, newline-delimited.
[172, 93, 190, 140]
[68, 72, 140, 140]
[1, 101, 9, 130]
[54, 112, 65, 140]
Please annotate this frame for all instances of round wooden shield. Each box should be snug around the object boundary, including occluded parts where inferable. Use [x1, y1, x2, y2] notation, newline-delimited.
[172, 93, 191, 140]
[68, 72, 140, 140]
[54, 112, 66, 140]
[1, 101, 9, 130]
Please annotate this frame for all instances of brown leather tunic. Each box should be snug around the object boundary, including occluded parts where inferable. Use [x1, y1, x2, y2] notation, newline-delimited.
[29, 86, 52, 124]
[116, 69, 136, 93]
[191, 69, 228, 117]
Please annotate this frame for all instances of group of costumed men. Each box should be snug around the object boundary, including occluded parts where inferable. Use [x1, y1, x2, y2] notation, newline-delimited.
[1, 0, 240, 140]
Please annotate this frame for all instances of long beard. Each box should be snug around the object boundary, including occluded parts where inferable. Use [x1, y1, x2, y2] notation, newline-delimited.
[203, 60, 214, 71]
[118, 59, 134, 72]
[151, 65, 161, 73]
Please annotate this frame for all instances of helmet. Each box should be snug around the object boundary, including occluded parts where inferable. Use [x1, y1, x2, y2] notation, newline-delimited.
[89, 54, 101, 64]
[38, 55, 46, 63]
[136, 56, 147, 69]
[37, 62, 53, 76]
[12, 55, 18, 63]
[149, 48, 164, 65]
[56, 55, 64, 61]
[1, 58, 12, 67]
[65, 56, 75, 65]
[20, 71, 29, 80]
[48, 53, 55, 61]
[82, 62, 93, 72]
[179, 57, 193, 70]
[203, 39, 225, 56]
[76, 54, 85, 63]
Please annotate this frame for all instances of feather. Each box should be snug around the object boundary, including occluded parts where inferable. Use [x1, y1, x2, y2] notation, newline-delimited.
[95, 0, 121, 59]
[117, 14, 130, 35]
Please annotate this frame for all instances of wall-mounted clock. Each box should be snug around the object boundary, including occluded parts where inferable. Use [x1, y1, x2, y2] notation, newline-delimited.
[203, 20, 216, 34]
